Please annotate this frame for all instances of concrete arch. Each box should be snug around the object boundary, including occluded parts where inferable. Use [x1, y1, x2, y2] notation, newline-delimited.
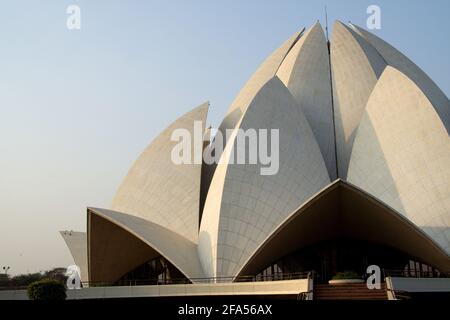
[60, 231, 88, 283]
[347, 66, 450, 255]
[237, 180, 450, 278]
[330, 21, 387, 178]
[198, 76, 330, 278]
[349, 23, 450, 135]
[87, 207, 205, 284]
[276, 22, 336, 180]
[112, 102, 209, 243]
[218, 29, 304, 135]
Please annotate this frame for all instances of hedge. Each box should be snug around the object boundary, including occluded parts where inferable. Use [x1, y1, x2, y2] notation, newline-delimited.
[27, 279, 66, 300]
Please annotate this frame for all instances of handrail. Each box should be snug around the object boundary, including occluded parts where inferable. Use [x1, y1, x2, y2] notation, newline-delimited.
[296, 271, 315, 300]
[0, 271, 312, 290]
[386, 287, 411, 300]
[98, 272, 307, 288]
[296, 290, 313, 301]
[383, 269, 450, 279]
[95, 271, 311, 287]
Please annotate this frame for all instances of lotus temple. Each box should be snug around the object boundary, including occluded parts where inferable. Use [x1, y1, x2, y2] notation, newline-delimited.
[55, 21, 450, 300]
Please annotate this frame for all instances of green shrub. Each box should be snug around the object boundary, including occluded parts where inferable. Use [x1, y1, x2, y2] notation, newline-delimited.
[331, 271, 360, 280]
[27, 279, 66, 300]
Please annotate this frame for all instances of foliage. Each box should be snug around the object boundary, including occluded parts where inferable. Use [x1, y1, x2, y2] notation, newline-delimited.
[0, 274, 10, 287]
[27, 279, 66, 300]
[331, 271, 361, 280]
[11, 273, 43, 287]
[0, 268, 68, 289]
[42, 268, 67, 283]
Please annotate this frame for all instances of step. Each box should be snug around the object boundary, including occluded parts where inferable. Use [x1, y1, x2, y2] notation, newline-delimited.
[315, 292, 387, 296]
[315, 290, 386, 294]
[314, 283, 388, 300]
[315, 283, 386, 288]
[314, 294, 387, 298]
[315, 296, 387, 300]
[314, 284, 386, 290]
[315, 295, 387, 300]
[315, 291, 386, 296]
[315, 289, 386, 293]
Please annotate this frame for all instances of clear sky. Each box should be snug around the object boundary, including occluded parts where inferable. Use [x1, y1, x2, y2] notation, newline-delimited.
[0, 0, 449, 275]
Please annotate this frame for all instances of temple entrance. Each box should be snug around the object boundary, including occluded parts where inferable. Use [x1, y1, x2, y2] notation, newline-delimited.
[238, 181, 450, 282]
[254, 239, 440, 283]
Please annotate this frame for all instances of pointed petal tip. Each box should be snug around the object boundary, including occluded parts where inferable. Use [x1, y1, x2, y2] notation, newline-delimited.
[313, 20, 323, 28]
[307, 21, 328, 39]
[197, 101, 210, 109]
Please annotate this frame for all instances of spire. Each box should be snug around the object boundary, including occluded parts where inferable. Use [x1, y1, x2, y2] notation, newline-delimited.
[325, 6, 329, 43]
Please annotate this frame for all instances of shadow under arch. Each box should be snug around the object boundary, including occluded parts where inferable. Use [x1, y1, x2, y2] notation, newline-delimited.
[236, 180, 450, 279]
[87, 208, 204, 285]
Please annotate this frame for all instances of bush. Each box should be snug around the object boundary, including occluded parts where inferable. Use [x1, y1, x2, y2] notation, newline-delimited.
[27, 279, 66, 300]
[331, 271, 360, 280]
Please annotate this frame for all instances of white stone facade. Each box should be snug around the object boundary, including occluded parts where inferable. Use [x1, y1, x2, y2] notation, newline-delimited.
[62, 21, 450, 283]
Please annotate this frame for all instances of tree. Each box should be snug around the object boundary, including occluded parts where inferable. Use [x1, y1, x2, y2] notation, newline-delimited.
[42, 268, 67, 283]
[10, 273, 42, 287]
[27, 279, 66, 301]
[0, 267, 68, 288]
[0, 274, 10, 287]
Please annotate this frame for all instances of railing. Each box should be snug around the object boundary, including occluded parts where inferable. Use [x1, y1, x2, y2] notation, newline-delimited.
[296, 290, 313, 300]
[81, 271, 312, 288]
[383, 269, 450, 279]
[386, 287, 411, 300]
[297, 271, 315, 300]
[0, 270, 312, 291]
[0, 271, 312, 289]
[384, 269, 450, 300]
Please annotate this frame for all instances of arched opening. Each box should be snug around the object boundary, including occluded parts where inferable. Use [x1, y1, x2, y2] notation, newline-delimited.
[88, 210, 189, 285]
[237, 181, 450, 282]
[254, 240, 441, 283]
[116, 256, 189, 286]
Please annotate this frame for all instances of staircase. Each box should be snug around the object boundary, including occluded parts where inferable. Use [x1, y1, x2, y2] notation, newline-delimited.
[314, 283, 387, 300]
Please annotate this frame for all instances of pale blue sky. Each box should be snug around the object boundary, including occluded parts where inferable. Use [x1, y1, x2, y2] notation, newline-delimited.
[0, 0, 449, 275]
